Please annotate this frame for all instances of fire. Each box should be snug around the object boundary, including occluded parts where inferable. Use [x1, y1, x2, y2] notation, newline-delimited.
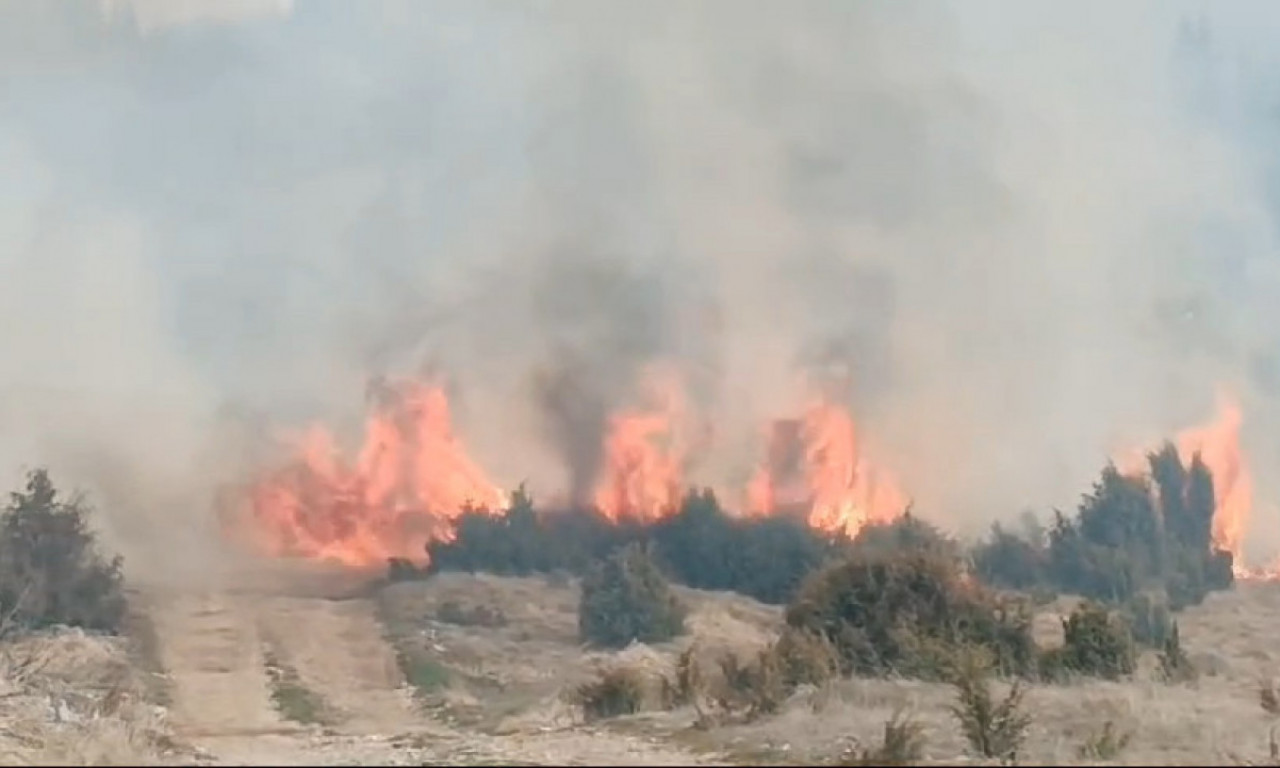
[1175, 394, 1251, 573]
[231, 367, 913, 567]
[592, 369, 694, 523]
[235, 378, 507, 567]
[1114, 393, 1254, 576]
[747, 395, 908, 537]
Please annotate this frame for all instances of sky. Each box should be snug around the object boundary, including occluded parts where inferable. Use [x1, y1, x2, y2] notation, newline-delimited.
[5, 0, 1280, 575]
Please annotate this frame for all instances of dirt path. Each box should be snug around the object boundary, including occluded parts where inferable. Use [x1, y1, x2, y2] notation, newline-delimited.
[141, 575, 435, 765]
[135, 565, 727, 766]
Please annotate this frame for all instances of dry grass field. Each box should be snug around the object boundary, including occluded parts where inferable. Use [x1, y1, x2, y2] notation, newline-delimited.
[4, 563, 1280, 766]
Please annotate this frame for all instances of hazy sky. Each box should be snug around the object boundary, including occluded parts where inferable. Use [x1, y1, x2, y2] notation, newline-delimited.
[7, 1, 1280, 572]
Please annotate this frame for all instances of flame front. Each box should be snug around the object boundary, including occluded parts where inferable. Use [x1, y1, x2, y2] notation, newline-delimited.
[747, 396, 908, 537]
[232, 370, 914, 566]
[592, 370, 692, 523]
[1175, 395, 1251, 573]
[237, 379, 507, 568]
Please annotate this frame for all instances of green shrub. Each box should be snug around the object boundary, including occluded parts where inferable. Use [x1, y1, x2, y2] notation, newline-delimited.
[851, 510, 960, 562]
[578, 543, 686, 648]
[649, 489, 842, 604]
[972, 522, 1048, 591]
[1040, 602, 1135, 681]
[785, 548, 1037, 679]
[425, 488, 843, 606]
[948, 647, 1031, 762]
[973, 445, 1234, 617]
[1157, 620, 1197, 684]
[1124, 591, 1173, 647]
[0, 469, 126, 634]
[426, 489, 639, 578]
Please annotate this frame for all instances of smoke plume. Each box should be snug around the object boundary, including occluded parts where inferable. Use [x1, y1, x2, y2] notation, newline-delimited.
[6, 0, 1280, 576]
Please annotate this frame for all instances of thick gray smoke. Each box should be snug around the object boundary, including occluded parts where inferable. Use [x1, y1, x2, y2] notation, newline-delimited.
[6, 0, 1280, 576]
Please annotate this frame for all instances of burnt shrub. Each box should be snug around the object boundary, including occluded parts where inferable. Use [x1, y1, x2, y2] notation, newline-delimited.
[785, 547, 1037, 679]
[0, 469, 126, 634]
[949, 647, 1032, 762]
[579, 542, 686, 648]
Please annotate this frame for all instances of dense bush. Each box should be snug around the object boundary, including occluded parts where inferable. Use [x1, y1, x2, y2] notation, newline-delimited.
[1123, 590, 1173, 647]
[578, 542, 686, 648]
[850, 510, 960, 563]
[971, 520, 1049, 592]
[650, 490, 841, 604]
[1039, 602, 1135, 681]
[426, 487, 640, 577]
[973, 444, 1234, 611]
[571, 666, 646, 720]
[0, 469, 126, 634]
[785, 547, 1038, 679]
[424, 488, 842, 605]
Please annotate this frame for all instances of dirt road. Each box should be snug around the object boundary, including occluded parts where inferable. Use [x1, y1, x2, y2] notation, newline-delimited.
[135, 563, 722, 766]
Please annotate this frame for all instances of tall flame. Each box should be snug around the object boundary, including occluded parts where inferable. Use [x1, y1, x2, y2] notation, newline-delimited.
[747, 396, 908, 537]
[592, 369, 694, 523]
[1113, 393, 1253, 574]
[1175, 394, 1250, 570]
[235, 378, 507, 567]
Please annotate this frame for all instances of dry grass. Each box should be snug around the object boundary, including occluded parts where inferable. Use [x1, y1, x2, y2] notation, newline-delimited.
[0, 628, 190, 765]
[367, 573, 1280, 765]
[1076, 720, 1133, 760]
[839, 708, 926, 766]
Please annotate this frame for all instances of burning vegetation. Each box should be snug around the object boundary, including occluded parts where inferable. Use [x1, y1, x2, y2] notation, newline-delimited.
[223, 367, 1260, 664]
[227, 369, 914, 570]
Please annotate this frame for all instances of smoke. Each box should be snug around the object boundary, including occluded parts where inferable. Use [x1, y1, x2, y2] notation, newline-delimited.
[5, 0, 1280, 576]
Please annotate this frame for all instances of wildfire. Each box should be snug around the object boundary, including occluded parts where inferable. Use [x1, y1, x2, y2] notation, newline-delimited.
[234, 377, 507, 568]
[1175, 394, 1252, 575]
[1115, 393, 1255, 576]
[231, 365, 913, 568]
[746, 395, 909, 537]
[593, 368, 704, 523]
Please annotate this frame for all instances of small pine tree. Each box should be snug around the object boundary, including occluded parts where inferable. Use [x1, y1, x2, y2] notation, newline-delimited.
[0, 469, 126, 633]
[578, 543, 686, 648]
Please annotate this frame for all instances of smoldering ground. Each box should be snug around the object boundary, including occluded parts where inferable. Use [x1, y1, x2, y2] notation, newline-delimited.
[4, 0, 1280, 577]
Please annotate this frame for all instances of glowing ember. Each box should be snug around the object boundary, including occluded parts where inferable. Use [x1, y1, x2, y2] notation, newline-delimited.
[235, 378, 507, 567]
[746, 396, 908, 537]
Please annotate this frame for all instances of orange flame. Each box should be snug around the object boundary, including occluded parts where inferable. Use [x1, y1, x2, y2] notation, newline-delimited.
[1113, 393, 1253, 575]
[235, 378, 507, 568]
[592, 369, 694, 523]
[747, 396, 908, 537]
[1175, 394, 1251, 573]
